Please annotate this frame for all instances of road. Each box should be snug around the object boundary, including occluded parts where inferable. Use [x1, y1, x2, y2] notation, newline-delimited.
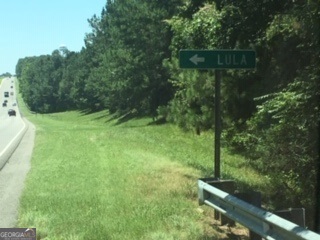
[0, 77, 25, 156]
[0, 77, 35, 227]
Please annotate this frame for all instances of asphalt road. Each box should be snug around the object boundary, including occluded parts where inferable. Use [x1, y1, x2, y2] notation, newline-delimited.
[0, 77, 35, 227]
[0, 77, 25, 154]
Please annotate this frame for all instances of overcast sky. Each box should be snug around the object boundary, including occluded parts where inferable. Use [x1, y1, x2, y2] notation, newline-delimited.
[0, 0, 106, 74]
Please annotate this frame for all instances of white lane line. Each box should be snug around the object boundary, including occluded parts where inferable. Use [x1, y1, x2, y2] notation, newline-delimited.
[0, 77, 27, 162]
[0, 118, 27, 158]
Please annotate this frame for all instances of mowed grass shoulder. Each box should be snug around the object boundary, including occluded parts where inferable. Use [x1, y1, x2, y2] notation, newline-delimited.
[17, 106, 270, 239]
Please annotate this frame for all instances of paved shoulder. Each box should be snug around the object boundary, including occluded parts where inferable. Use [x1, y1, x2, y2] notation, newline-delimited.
[0, 119, 35, 227]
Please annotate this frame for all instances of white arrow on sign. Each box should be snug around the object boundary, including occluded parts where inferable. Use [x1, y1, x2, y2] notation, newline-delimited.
[189, 54, 205, 65]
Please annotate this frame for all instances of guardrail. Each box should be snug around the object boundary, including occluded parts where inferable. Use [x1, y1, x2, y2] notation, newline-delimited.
[198, 179, 320, 240]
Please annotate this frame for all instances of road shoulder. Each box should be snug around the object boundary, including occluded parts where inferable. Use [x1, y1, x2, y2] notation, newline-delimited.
[0, 119, 35, 227]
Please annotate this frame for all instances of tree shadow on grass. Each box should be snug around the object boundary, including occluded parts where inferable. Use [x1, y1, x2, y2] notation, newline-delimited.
[79, 108, 99, 115]
[79, 108, 168, 127]
[114, 111, 139, 125]
[109, 111, 166, 126]
[79, 108, 115, 122]
[147, 117, 167, 126]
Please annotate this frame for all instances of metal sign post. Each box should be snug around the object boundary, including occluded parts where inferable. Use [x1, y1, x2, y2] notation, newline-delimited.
[179, 49, 256, 178]
[214, 70, 221, 179]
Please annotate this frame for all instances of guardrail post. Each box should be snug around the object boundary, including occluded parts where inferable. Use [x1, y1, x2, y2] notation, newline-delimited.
[234, 191, 262, 240]
[199, 178, 236, 225]
[275, 208, 305, 228]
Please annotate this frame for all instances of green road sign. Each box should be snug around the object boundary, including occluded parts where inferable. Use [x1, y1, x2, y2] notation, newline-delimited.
[179, 49, 256, 69]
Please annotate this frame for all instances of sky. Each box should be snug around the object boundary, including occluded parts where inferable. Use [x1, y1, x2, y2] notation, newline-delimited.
[0, 0, 106, 74]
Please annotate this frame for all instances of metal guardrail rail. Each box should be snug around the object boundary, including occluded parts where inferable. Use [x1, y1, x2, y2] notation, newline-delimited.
[198, 179, 320, 240]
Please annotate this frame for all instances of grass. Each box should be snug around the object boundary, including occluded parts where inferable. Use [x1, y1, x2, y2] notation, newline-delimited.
[16, 98, 270, 239]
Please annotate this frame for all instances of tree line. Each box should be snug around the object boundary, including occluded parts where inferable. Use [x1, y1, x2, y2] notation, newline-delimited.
[0, 72, 12, 78]
[16, 0, 319, 229]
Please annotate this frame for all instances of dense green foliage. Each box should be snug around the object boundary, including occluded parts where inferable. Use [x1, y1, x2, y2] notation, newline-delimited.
[16, 0, 319, 229]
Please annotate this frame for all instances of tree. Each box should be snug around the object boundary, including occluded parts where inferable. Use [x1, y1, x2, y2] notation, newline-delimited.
[225, 0, 320, 229]
[83, 0, 181, 116]
[161, 4, 221, 132]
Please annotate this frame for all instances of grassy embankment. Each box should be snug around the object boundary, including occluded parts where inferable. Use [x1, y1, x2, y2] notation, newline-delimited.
[16, 96, 270, 239]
